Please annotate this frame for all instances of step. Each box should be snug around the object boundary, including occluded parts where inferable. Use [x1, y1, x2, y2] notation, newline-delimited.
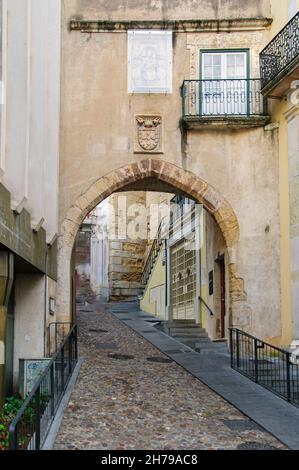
[167, 327, 206, 333]
[172, 332, 209, 339]
[196, 348, 229, 354]
[179, 340, 201, 348]
[166, 321, 197, 327]
[211, 342, 228, 346]
[195, 341, 226, 349]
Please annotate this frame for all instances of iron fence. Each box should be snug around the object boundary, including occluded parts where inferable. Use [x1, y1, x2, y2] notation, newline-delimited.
[9, 325, 78, 450]
[46, 322, 73, 356]
[182, 79, 268, 117]
[230, 328, 299, 408]
[260, 12, 299, 89]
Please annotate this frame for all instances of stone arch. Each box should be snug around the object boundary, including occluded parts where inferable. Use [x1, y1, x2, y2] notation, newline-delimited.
[57, 158, 245, 320]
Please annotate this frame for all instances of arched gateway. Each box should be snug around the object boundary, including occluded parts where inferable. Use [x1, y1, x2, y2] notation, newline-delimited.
[56, 158, 245, 322]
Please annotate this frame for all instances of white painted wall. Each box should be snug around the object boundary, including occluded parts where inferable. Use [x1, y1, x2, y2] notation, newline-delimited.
[90, 201, 110, 300]
[0, 0, 61, 243]
[288, 0, 299, 19]
[13, 273, 45, 387]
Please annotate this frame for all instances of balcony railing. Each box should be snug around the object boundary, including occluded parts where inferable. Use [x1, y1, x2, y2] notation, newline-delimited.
[46, 322, 73, 356]
[260, 12, 299, 93]
[182, 79, 268, 119]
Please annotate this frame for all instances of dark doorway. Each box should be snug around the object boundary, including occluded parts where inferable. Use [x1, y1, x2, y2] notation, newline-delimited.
[5, 286, 15, 396]
[216, 255, 226, 338]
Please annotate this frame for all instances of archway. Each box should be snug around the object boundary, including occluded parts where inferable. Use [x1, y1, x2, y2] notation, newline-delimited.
[57, 158, 245, 322]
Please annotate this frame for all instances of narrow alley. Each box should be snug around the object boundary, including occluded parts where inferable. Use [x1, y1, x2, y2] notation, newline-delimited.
[54, 303, 284, 451]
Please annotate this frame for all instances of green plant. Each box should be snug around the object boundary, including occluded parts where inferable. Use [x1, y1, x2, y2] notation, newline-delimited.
[0, 414, 10, 451]
[0, 396, 26, 450]
[3, 397, 24, 417]
[0, 393, 52, 450]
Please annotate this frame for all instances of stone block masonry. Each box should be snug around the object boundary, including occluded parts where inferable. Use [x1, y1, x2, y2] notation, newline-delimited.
[108, 192, 148, 301]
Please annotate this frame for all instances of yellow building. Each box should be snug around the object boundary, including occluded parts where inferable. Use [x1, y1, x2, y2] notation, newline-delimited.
[262, 1, 299, 347]
[141, 198, 228, 341]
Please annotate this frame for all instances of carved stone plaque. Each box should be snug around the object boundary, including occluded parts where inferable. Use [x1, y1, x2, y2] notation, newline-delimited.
[134, 115, 163, 154]
[128, 31, 172, 94]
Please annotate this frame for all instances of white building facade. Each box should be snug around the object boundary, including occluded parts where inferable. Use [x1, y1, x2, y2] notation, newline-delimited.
[0, 0, 61, 402]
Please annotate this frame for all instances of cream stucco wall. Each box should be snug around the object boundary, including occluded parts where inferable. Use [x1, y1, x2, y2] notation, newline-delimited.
[205, 212, 228, 339]
[59, 1, 273, 222]
[68, 0, 271, 22]
[140, 249, 166, 319]
[270, 0, 299, 36]
[265, 0, 299, 345]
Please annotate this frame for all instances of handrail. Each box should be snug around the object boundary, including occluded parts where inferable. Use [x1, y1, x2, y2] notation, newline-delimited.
[229, 327, 299, 408]
[9, 324, 78, 450]
[198, 295, 214, 317]
[182, 78, 261, 83]
[141, 221, 164, 288]
[47, 321, 73, 356]
[229, 327, 289, 355]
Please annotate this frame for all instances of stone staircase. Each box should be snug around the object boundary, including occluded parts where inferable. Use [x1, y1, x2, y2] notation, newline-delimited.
[158, 319, 228, 354]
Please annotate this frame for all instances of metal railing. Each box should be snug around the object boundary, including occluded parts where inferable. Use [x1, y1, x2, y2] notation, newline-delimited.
[46, 322, 73, 356]
[230, 328, 299, 408]
[182, 79, 268, 117]
[141, 223, 164, 289]
[198, 295, 214, 317]
[9, 325, 78, 450]
[260, 12, 299, 89]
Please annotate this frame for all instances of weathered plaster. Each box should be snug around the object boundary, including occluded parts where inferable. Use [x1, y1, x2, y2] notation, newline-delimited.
[59, 0, 281, 340]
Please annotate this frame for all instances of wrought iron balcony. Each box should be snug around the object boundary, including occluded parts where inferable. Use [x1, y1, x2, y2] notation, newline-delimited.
[260, 12, 299, 97]
[181, 79, 269, 130]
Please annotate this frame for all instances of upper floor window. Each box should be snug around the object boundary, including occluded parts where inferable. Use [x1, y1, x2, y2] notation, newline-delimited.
[200, 50, 249, 116]
[128, 30, 172, 94]
[202, 51, 247, 81]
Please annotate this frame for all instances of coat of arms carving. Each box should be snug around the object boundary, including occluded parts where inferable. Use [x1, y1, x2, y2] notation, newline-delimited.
[134, 115, 163, 153]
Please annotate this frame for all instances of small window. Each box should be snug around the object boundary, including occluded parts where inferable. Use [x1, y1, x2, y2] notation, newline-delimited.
[202, 51, 247, 81]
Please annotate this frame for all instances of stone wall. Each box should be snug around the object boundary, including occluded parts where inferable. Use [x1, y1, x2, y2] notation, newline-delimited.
[108, 192, 147, 300]
[70, 0, 271, 21]
[75, 225, 92, 302]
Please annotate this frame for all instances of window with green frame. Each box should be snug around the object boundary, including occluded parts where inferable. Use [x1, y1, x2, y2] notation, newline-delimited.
[199, 49, 250, 116]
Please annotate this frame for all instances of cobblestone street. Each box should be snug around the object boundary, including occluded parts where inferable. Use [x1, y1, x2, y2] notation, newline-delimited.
[54, 305, 285, 450]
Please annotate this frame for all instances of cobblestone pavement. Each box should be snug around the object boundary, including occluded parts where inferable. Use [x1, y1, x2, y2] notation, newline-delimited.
[54, 305, 285, 450]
